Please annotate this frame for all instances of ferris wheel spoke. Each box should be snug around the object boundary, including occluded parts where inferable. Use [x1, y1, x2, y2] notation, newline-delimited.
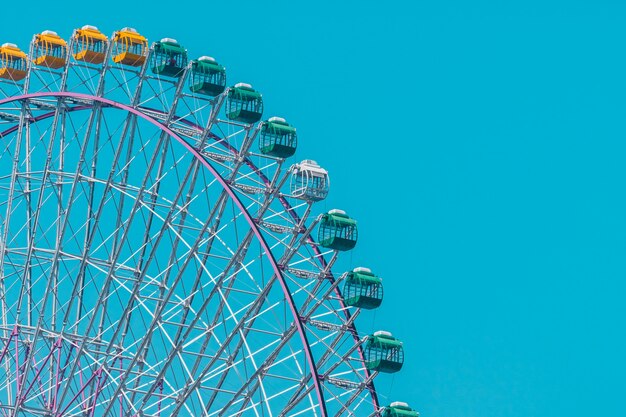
[0, 102, 29, 365]
[169, 194, 231, 345]
[166, 194, 251, 321]
[278, 335, 364, 417]
[276, 264, 378, 416]
[161, 279, 280, 417]
[114, 72, 186, 332]
[175, 185, 312, 406]
[213, 324, 304, 417]
[215, 334, 306, 416]
[298, 274, 345, 324]
[162, 186, 241, 337]
[115, 153, 211, 407]
[294, 255, 339, 310]
[205, 239, 323, 415]
[16, 90, 75, 345]
[129, 71, 187, 256]
[124, 233, 262, 416]
[200, 215, 333, 414]
[107, 119, 146, 258]
[128, 158, 204, 333]
[49, 107, 70, 337]
[0, 80, 21, 99]
[296, 233, 380, 405]
[10, 93, 80, 416]
[53, 118, 169, 412]
[312, 316, 361, 373]
[102, 72, 184, 274]
[27, 69, 60, 94]
[30, 104, 111, 331]
[76, 102, 109, 331]
[64, 66, 103, 97]
[331, 371, 378, 417]
[199, 95, 227, 144]
[316, 328, 365, 380]
[173, 95, 215, 134]
[105, 69, 139, 104]
[120, 192, 300, 416]
[231, 279, 356, 417]
[93, 178, 253, 416]
[144, 156, 205, 303]
[186, 255, 275, 410]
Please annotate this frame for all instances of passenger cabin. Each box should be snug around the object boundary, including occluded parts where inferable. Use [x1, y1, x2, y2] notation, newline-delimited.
[32, 30, 68, 69]
[112, 27, 148, 67]
[189, 56, 226, 96]
[318, 209, 358, 251]
[0, 43, 27, 81]
[343, 267, 383, 309]
[226, 83, 263, 123]
[364, 331, 404, 373]
[151, 38, 187, 77]
[290, 160, 329, 201]
[382, 402, 419, 417]
[72, 25, 107, 64]
[259, 117, 297, 158]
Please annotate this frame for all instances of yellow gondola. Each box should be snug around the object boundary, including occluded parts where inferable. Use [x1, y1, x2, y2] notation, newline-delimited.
[73, 25, 107, 64]
[32, 30, 68, 69]
[112, 27, 148, 67]
[0, 43, 27, 81]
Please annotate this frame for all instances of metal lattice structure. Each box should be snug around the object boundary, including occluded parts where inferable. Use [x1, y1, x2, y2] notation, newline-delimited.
[0, 25, 416, 417]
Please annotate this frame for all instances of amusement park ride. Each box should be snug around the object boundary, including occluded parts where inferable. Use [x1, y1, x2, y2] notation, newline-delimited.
[0, 25, 419, 417]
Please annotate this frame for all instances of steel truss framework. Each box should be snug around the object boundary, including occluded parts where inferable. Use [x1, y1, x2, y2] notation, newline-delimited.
[0, 31, 391, 417]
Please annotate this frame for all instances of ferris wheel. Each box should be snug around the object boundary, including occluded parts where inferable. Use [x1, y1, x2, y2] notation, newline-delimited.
[0, 25, 419, 417]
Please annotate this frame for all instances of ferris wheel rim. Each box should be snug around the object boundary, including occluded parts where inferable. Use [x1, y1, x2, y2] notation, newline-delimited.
[0, 91, 331, 417]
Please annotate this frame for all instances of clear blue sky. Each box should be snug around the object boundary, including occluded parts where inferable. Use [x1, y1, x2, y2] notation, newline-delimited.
[2, 1, 625, 416]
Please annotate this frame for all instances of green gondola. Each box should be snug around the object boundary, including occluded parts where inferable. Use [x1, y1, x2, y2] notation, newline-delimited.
[364, 331, 404, 373]
[382, 402, 419, 417]
[226, 82, 263, 123]
[152, 38, 187, 77]
[189, 56, 226, 96]
[318, 209, 357, 251]
[343, 267, 383, 309]
[259, 117, 297, 158]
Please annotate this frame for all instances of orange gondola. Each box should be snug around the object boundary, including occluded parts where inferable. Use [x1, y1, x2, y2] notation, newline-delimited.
[32, 30, 68, 69]
[0, 43, 27, 81]
[112, 27, 148, 67]
[72, 25, 107, 64]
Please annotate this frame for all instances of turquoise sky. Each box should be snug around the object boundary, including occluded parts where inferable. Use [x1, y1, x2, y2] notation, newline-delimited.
[2, 1, 625, 416]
